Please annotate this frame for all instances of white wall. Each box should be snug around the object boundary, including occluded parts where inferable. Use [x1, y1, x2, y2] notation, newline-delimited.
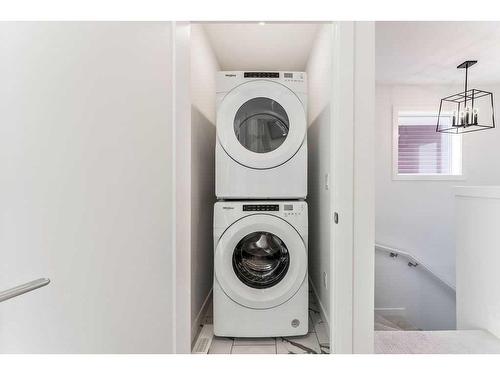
[456, 187, 500, 338]
[307, 23, 334, 329]
[189, 24, 219, 344]
[0, 22, 175, 353]
[375, 83, 500, 329]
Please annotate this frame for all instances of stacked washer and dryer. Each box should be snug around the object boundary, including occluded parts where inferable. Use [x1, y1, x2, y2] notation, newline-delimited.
[214, 71, 308, 337]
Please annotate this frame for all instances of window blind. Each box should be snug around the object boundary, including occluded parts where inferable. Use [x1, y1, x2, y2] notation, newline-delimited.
[398, 124, 452, 174]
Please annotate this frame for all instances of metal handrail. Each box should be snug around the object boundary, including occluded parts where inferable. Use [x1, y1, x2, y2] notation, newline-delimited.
[375, 243, 456, 292]
[0, 278, 50, 303]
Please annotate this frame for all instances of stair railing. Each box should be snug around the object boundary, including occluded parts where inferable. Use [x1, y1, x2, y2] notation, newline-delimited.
[375, 243, 456, 293]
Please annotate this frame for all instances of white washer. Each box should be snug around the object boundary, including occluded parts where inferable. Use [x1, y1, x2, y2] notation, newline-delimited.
[213, 201, 308, 337]
[216, 71, 307, 199]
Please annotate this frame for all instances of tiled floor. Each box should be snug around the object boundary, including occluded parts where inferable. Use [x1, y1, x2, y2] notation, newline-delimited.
[199, 288, 330, 354]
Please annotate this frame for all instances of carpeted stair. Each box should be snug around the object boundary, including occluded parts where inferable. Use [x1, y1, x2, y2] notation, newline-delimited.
[374, 311, 500, 353]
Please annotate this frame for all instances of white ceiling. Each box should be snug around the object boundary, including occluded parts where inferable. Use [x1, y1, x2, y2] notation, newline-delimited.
[376, 22, 500, 85]
[202, 23, 322, 71]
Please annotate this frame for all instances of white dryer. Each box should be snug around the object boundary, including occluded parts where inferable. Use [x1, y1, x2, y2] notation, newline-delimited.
[216, 71, 307, 199]
[213, 201, 308, 337]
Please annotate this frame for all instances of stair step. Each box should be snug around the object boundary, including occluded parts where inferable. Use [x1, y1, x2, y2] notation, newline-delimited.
[375, 314, 401, 330]
[375, 312, 418, 331]
[375, 322, 399, 331]
[375, 330, 500, 354]
[382, 314, 419, 331]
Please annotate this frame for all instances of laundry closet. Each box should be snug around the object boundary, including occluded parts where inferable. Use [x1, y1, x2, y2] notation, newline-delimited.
[181, 21, 374, 354]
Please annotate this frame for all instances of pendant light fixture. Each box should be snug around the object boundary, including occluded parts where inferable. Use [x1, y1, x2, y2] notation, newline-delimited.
[436, 60, 495, 134]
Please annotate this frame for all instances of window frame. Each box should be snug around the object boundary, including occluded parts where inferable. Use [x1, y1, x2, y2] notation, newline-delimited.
[392, 107, 465, 181]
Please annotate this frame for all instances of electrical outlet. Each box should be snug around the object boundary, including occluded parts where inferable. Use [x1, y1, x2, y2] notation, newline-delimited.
[323, 271, 328, 289]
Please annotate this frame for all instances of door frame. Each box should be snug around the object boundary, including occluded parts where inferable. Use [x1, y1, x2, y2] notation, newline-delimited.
[330, 21, 354, 354]
[172, 21, 375, 354]
[172, 21, 192, 354]
[330, 21, 375, 354]
[351, 21, 375, 354]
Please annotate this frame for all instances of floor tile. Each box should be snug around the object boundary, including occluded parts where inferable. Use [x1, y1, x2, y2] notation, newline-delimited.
[208, 336, 233, 354]
[231, 345, 277, 354]
[276, 333, 320, 354]
[233, 337, 276, 346]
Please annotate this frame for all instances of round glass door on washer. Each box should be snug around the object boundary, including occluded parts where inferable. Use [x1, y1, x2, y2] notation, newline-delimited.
[232, 231, 290, 289]
[213, 201, 308, 338]
[216, 71, 307, 199]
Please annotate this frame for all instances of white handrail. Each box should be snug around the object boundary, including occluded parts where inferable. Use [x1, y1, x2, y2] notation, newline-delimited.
[375, 244, 456, 292]
[0, 278, 51, 303]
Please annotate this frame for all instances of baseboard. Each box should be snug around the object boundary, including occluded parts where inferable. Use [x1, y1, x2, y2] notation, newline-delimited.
[191, 289, 213, 347]
[309, 277, 330, 328]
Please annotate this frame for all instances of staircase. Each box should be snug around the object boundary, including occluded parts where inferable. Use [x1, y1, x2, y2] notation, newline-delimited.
[374, 312, 500, 354]
[374, 244, 500, 354]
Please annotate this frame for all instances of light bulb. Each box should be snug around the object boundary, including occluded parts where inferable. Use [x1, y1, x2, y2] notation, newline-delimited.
[459, 111, 465, 126]
[473, 108, 479, 125]
[465, 107, 471, 126]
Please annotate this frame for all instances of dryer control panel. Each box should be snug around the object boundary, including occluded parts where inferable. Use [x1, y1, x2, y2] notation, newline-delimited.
[243, 72, 280, 78]
[241, 71, 305, 83]
[216, 71, 307, 95]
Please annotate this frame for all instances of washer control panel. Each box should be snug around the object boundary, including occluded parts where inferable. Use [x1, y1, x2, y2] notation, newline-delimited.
[215, 201, 307, 228]
[243, 204, 279, 212]
[238, 202, 306, 217]
[283, 202, 305, 217]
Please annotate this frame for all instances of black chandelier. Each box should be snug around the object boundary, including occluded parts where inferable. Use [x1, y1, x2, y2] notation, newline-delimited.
[436, 60, 495, 134]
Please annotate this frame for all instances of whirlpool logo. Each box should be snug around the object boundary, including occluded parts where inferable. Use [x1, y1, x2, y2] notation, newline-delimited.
[222, 206, 235, 210]
[225, 74, 237, 77]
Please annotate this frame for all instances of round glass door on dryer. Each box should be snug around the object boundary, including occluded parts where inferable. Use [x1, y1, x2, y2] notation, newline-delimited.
[214, 214, 307, 310]
[217, 80, 307, 170]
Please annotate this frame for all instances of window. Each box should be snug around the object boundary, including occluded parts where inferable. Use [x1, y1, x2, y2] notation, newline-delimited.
[393, 110, 463, 180]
